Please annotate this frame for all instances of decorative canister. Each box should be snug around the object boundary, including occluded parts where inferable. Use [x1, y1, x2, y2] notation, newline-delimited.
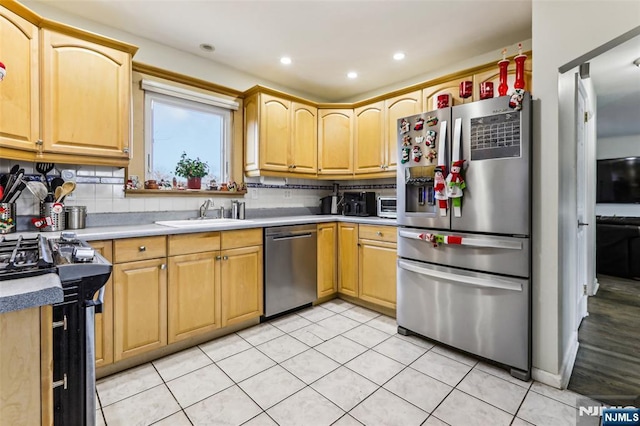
[64, 205, 87, 230]
[0, 203, 16, 234]
[39, 202, 65, 232]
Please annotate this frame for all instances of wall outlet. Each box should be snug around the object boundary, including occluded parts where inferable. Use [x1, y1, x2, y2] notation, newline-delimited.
[250, 188, 258, 199]
[283, 189, 292, 199]
[61, 169, 76, 182]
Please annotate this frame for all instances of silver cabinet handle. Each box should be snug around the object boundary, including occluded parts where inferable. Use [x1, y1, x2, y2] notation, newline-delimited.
[123, 147, 130, 154]
[215, 255, 222, 260]
[35, 139, 43, 146]
[160, 263, 166, 270]
[139, 246, 146, 252]
[223, 256, 228, 260]
[52, 315, 67, 330]
[53, 373, 68, 390]
[376, 231, 383, 236]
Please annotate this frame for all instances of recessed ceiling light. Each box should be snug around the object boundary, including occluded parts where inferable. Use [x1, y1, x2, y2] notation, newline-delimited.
[199, 43, 215, 52]
[280, 57, 292, 65]
[393, 52, 406, 61]
[347, 71, 358, 79]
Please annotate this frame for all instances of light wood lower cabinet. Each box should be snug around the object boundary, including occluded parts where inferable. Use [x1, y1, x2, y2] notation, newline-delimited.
[168, 252, 221, 343]
[338, 223, 359, 297]
[337, 223, 397, 309]
[0, 306, 51, 426]
[221, 245, 263, 327]
[91, 240, 114, 368]
[113, 258, 167, 362]
[317, 223, 338, 298]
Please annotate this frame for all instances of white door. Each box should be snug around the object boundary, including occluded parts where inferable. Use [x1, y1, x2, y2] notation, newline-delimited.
[576, 78, 590, 324]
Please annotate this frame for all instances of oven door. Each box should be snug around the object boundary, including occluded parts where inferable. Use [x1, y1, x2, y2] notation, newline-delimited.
[397, 258, 530, 374]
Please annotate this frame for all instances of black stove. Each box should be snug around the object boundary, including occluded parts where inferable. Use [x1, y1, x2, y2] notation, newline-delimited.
[0, 232, 112, 426]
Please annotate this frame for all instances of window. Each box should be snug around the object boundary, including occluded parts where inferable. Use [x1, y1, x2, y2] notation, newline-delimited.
[142, 79, 238, 185]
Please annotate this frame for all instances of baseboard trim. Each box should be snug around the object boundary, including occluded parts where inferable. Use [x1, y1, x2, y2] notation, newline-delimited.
[532, 332, 579, 389]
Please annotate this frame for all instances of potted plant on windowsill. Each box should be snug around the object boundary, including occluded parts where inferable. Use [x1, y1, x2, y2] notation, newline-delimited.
[175, 152, 209, 190]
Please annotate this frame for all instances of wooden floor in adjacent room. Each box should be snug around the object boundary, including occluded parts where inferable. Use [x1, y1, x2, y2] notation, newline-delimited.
[568, 275, 640, 406]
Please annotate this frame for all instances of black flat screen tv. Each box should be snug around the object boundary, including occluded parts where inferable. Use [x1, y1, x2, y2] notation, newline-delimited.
[597, 157, 640, 203]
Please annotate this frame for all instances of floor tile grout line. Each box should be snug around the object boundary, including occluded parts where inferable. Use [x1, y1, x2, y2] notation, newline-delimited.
[526, 385, 588, 410]
[453, 386, 521, 419]
[98, 366, 166, 408]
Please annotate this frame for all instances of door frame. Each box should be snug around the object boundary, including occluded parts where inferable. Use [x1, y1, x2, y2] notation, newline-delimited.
[575, 77, 590, 324]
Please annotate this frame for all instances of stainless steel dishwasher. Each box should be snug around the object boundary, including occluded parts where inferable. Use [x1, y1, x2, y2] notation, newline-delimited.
[264, 224, 317, 318]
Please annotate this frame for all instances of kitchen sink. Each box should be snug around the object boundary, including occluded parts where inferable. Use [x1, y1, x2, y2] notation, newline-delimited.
[155, 218, 253, 228]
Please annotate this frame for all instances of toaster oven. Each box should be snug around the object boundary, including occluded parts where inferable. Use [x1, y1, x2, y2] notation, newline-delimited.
[377, 196, 397, 218]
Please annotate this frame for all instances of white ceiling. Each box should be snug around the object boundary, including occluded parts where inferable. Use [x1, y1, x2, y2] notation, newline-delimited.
[34, 0, 532, 102]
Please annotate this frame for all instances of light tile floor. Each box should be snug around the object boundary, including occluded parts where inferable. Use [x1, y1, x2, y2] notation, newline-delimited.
[96, 300, 602, 426]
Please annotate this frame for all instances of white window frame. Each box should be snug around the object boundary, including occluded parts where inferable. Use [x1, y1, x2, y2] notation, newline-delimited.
[142, 84, 235, 182]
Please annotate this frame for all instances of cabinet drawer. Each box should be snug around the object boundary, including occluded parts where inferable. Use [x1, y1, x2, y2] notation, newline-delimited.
[168, 232, 221, 256]
[114, 236, 166, 263]
[222, 229, 263, 249]
[359, 225, 397, 243]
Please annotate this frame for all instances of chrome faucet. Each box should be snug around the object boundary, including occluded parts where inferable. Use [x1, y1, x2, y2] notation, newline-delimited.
[199, 199, 214, 218]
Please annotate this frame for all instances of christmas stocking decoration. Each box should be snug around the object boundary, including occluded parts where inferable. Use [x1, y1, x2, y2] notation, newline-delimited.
[401, 147, 410, 164]
[412, 146, 423, 162]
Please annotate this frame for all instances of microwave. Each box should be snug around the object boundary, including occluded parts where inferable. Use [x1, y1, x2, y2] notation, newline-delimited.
[377, 196, 397, 218]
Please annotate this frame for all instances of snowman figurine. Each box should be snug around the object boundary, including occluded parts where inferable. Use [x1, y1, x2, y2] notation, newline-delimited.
[434, 165, 448, 215]
[446, 160, 466, 216]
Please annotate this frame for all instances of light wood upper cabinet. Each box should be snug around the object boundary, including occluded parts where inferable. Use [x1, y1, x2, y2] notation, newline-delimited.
[260, 94, 291, 172]
[221, 245, 263, 327]
[318, 109, 354, 176]
[0, 6, 39, 152]
[41, 29, 131, 159]
[291, 102, 318, 174]
[354, 102, 386, 175]
[338, 222, 359, 297]
[472, 56, 533, 101]
[244, 92, 318, 176]
[422, 76, 474, 111]
[317, 223, 337, 298]
[113, 258, 167, 361]
[168, 252, 221, 343]
[384, 90, 422, 172]
[90, 240, 114, 368]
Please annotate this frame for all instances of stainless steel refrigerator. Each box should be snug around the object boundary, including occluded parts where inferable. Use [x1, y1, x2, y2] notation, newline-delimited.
[396, 93, 532, 380]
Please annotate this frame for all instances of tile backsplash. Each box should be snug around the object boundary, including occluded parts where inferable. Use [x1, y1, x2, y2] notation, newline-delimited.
[1, 160, 396, 217]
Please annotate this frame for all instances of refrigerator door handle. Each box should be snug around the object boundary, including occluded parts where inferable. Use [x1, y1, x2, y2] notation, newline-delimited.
[398, 230, 522, 250]
[397, 259, 523, 292]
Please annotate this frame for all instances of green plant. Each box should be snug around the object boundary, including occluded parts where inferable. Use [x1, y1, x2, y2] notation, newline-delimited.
[175, 152, 209, 178]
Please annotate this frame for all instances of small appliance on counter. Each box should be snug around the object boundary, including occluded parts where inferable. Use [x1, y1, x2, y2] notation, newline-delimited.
[320, 183, 341, 215]
[377, 196, 397, 218]
[342, 191, 376, 216]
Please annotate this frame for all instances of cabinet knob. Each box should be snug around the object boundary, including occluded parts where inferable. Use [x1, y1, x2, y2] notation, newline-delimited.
[292, 164, 296, 169]
[139, 246, 146, 252]
[376, 231, 383, 236]
[223, 255, 229, 260]
[123, 147, 130, 154]
[160, 263, 166, 270]
[216, 255, 222, 260]
[35, 139, 43, 146]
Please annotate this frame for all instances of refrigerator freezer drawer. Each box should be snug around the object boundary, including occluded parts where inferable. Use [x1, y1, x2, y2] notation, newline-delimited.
[397, 259, 530, 372]
[398, 228, 529, 277]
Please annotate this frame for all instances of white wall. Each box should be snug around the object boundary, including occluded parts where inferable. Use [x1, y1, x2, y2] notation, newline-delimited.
[597, 134, 640, 159]
[532, 0, 640, 385]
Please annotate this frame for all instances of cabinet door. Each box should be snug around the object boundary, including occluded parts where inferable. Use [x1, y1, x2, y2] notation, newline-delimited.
[113, 258, 167, 361]
[41, 30, 131, 159]
[260, 94, 291, 172]
[338, 223, 358, 297]
[384, 91, 422, 172]
[221, 245, 263, 327]
[318, 109, 354, 175]
[0, 7, 39, 152]
[91, 240, 113, 367]
[354, 102, 385, 174]
[168, 252, 221, 343]
[244, 93, 260, 173]
[422, 76, 474, 111]
[359, 240, 397, 309]
[317, 223, 337, 298]
[472, 56, 533, 101]
[291, 102, 318, 174]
